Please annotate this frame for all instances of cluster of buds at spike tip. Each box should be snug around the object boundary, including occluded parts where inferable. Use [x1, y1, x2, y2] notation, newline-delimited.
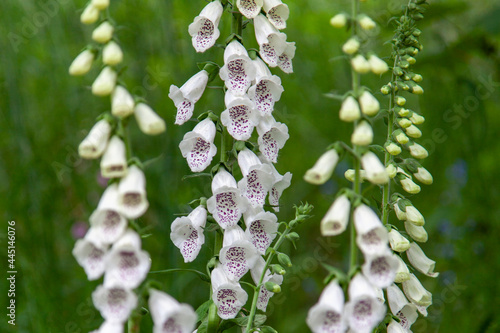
[69, 1, 168, 331]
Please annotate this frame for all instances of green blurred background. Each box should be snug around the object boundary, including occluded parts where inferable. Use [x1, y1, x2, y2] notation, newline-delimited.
[1, 0, 499, 332]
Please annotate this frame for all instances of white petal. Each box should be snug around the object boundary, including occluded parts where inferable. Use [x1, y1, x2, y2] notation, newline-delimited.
[307, 280, 346, 333]
[221, 91, 259, 140]
[263, 0, 289, 30]
[100, 136, 128, 178]
[362, 250, 399, 288]
[257, 116, 289, 163]
[361, 152, 389, 185]
[268, 166, 291, 211]
[179, 119, 217, 172]
[104, 246, 151, 289]
[354, 204, 389, 255]
[92, 67, 117, 97]
[243, 210, 278, 254]
[72, 231, 108, 280]
[320, 195, 350, 236]
[211, 169, 238, 192]
[388, 229, 411, 252]
[92, 284, 137, 323]
[117, 165, 149, 219]
[236, 0, 263, 19]
[207, 185, 246, 230]
[103, 41, 124, 66]
[134, 103, 166, 135]
[149, 289, 197, 333]
[211, 265, 249, 319]
[111, 86, 135, 118]
[220, 41, 256, 95]
[394, 255, 410, 283]
[79, 119, 112, 159]
[90, 321, 123, 333]
[170, 208, 206, 263]
[402, 274, 432, 307]
[219, 226, 259, 280]
[254, 14, 287, 67]
[188, 0, 223, 53]
[277, 42, 296, 74]
[169, 71, 209, 125]
[304, 149, 339, 185]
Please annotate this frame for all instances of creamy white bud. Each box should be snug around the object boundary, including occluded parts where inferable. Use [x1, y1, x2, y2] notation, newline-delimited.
[103, 41, 123, 65]
[407, 243, 439, 277]
[410, 113, 425, 125]
[405, 124, 422, 138]
[388, 229, 410, 252]
[359, 91, 380, 116]
[409, 142, 428, 159]
[330, 13, 347, 28]
[345, 169, 366, 182]
[117, 165, 149, 219]
[342, 38, 360, 55]
[405, 206, 425, 226]
[412, 84, 424, 94]
[79, 119, 112, 159]
[394, 255, 410, 283]
[413, 167, 433, 185]
[81, 4, 99, 25]
[321, 195, 350, 236]
[402, 274, 432, 307]
[91, 0, 109, 10]
[111, 86, 135, 118]
[398, 108, 410, 117]
[304, 149, 339, 185]
[368, 55, 389, 74]
[362, 152, 389, 185]
[393, 200, 407, 220]
[396, 96, 406, 106]
[401, 178, 421, 194]
[100, 136, 128, 178]
[386, 164, 397, 179]
[351, 54, 371, 73]
[351, 121, 373, 146]
[359, 15, 376, 30]
[385, 142, 402, 155]
[92, 21, 114, 44]
[398, 118, 412, 128]
[134, 103, 166, 135]
[405, 222, 428, 243]
[92, 67, 117, 96]
[339, 96, 361, 122]
[395, 131, 409, 144]
[69, 50, 95, 76]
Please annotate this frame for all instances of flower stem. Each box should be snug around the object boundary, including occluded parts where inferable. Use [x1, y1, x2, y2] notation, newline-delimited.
[207, 230, 224, 333]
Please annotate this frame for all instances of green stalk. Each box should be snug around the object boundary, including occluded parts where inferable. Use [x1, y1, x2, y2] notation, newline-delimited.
[207, 230, 224, 333]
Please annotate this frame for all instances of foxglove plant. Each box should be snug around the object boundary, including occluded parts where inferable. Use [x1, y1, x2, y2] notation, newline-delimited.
[165, 1, 310, 332]
[306, 0, 437, 332]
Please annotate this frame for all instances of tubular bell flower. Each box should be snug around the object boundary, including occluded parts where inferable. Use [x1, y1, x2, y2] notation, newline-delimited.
[263, 0, 289, 30]
[170, 206, 207, 263]
[72, 228, 108, 280]
[148, 289, 197, 333]
[354, 204, 389, 255]
[134, 103, 166, 135]
[267, 162, 292, 211]
[402, 274, 432, 307]
[406, 242, 439, 277]
[344, 274, 386, 332]
[237, 148, 274, 207]
[236, 0, 263, 19]
[304, 149, 339, 185]
[247, 57, 284, 117]
[103, 41, 124, 66]
[306, 280, 347, 333]
[78, 119, 112, 159]
[169, 70, 209, 125]
[69, 49, 95, 76]
[117, 165, 149, 219]
[92, 284, 138, 324]
[321, 195, 350, 237]
[254, 14, 287, 67]
[243, 207, 278, 254]
[179, 118, 217, 172]
[220, 91, 259, 141]
[219, 40, 256, 96]
[219, 225, 259, 281]
[250, 257, 283, 311]
[188, 0, 223, 53]
[362, 250, 399, 288]
[89, 184, 128, 244]
[100, 136, 128, 178]
[361, 151, 389, 185]
[387, 284, 419, 331]
[278, 41, 296, 74]
[92, 66, 117, 96]
[111, 86, 135, 118]
[339, 96, 361, 122]
[351, 121, 373, 146]
[257, 116, 289, 163]
[211, 264, 248, 319]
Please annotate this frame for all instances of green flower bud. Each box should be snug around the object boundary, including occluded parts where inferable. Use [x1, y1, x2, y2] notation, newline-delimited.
[412, 29, 422, 37]
[405, 124, 422, 138]
[381, 85, 391, 95]
[411, 84, 424, 95]
[271, 264, 286, 275]
[265, 281, 282, 293]
[386, 163, 397, 178]
[406, 56, 417, 65]
[400, 177, 421, 194]
[278, 253, 292, 267]
[412, 74, 423, 82]
[344, 169, 366, 182]
[399, 60, 410, 69]
[397, 108, 410, 117]
[385, 141, 402, 155]
[409, 142, 428, 159]
[393, 67, 404, 76]
[351, 55, 371, 74]
[410, 112, 425, 125]
[330, 13, 348, 28]
[398, 118, 412, 128]
[286, 232, 300, 242]
[413, 167, 433, 185]
[396, 96, 407, 106]
[393, 129, 409, 144]
[342, 38, 361, 55]
[358, 15, 376, 30]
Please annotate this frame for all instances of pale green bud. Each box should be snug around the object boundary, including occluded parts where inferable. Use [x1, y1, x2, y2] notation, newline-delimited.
[411, 84, 424, 95]
[111, 86, 135, 118]
[92, 21, 114, 44]
[91, 0, 110, 10]
[401, 178, 421, 194]
[278, 253, 292, 267]
[386, 164, 397, 178]
[398, 118, 412, 128]
[388, 229, 411, 252]
[103, 41, 124, 65]
[344, 169, 366, 182]
[396, 96, 407, 106]
[359, 91, 380, 116]
[271, 264, 286, 275]
[393, 130, 409, 144]
[381, 85, 391, 95]
[405, 206, 425, 226]
[385, 142, 402, 156]
[410, 112, 425, 125]
[409, 142, 428, 159]
[330, 13, 348, 28]
[406, 56, 417, 65]
[80, 4, 99, 25]
[393, 199, 407, 220]
[265, 281, 282, 293]
[69, 50, 95, 76]
[339, 96, 361, 122]
[394, 255, 410, 283]
[342, 38, 360, 55]
[351, 121, 373, 146]
[351, 55, 371, 74]
[405, 222, 428, 243]
[398, 108, 410, 117]
[358, 15, 376, 30]
[413, 167, 433, 185]
[368, 55, 389, 74]
[407, 243, 439, 277]
[92, 66, 117, 96]
[412, 74, 423, 82]
[405, 124, 422, 138]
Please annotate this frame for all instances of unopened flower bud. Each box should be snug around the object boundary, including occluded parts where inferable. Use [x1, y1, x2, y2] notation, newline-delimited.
[342, 38, 360, 55]
[80, 4, 99, 25]
[358, 15, 376, 30]
[393, 199, 407, 220]
[394, 255, 410, 283]
[330, 13, 348, 28]
[361, 152, 389, 185]
[91, 0, 109, 10]
[92, 21, 114, 44]
[69, 50, 95, 76]
[409, 142, 428, 159]
[134, 103, 166, 135]
[386, 164, 397, 178]
[398, 118, 412, 128]
[111, 86, 135, 118]
[304, 149, 339, 185]
[396, 96, 406, 106]
[413, 167, 433, 185]
[397, 108, 410, 117]
[100, 136, 128, 178]
[271, 264, 286, 275]
[351, 55, 371, 74]
[92, 67, 117, 96]
[339, 96, 361, 122]
[388, 229, 410, 252]
[405, 124, 422, 138]
[385, 142, 402, 155]
[393, 130, 409, 144]
[359, 91, 380, 116]
[368, 55, 389, 74]
[278, 253, 292, 267]
[406, 206, 425, 226]
[351, 121, 373, 146]
[412, 74, 423, 82]
[265, 281, 281, 293]
[410, 112, 425, 125]
[103, 41, 123, 65]
[381, 85, 391, 95]
[406, 56, 416, 65]
[78, 119, 112, 159]
[405, 222, 428, 243]
[411, 84, 424, 95]
[400, 177, 421, 194]
[286, 232, 300, 242]
[407, 242, 439, 277]
[321, 195, 350, 236]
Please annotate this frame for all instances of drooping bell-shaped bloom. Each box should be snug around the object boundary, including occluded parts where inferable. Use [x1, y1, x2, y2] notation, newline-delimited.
[220, 91, 259, 141]
[387, 284, 419, 331]
[250, 257, 283, 311]
[188, 0, 223, 53]
[72, 227, 109, 280]
[405, 205, 425, 226]
[351, 54, 371, 74]
[393, 255, 410, 283]
[278, 41, 296, 74]
[257, 116, 289, 163]
[92, 284, 138, 323]
[92, 21, 114, 44]
[170, 206, 207, 263]
[359, 91, 380, 116]
[339, 96, 361, 122]
[100, 136, 128, 178]
[92, 66, 117, 96]
[368, 55, 389, 75]
[236, 0, 263, 19]
[321, 195, 350, 237]
[361, 152, 389, 185]
[89, 184, 128, 244]
[306, 280, 347, 333]
[344, 274, 386, 333]
[149, 289, 197, 333]
[211, 264, 249, 319]
[134, 103, 166, 135]
[263, 0, 289, 30]
[104, 229, 151, 289]
[117, 165, 149, 219]
[402, 274, 432, 307]
[247, 58, 284, 117]
[90, 321, 123, 333]
[219, 41, 256, 96]
[111, 86, 135, 118]
[406, 242, 439, 277]
[79, 119, 111, 159]
[266, 161, 292, 211]
[81, 4, 99, 25]
[351, 120, 373, 146]
[243, 206, 278, 255]
[362, 250, 399, 288]
[103, 41, 124, 66]
[405, 222, 428, 243]
[330, 13, 347, 28]
[179, 118, 217, 172]
[169, 70, 209, 125]
[388, 229, 410, 252]
[237, 148, 274, 207]
[304, 149, 339, 185]
[219, 225, 259, 281]
[354, 204, 389, 255]
[254, 14, 287, 67]
[69, 49, 95, 76]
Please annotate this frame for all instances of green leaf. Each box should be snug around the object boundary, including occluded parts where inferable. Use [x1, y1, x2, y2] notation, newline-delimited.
[259, 326, 278, 333]
[217, 320, 237, 332]
[196, 300, 213, 323]
[229, 314, 267, 327]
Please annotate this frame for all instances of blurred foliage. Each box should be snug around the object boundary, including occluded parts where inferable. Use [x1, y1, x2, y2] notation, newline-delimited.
[0, 0, 499, 332]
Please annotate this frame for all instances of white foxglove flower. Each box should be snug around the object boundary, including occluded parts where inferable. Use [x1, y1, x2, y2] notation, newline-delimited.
[351, 121, 373, 146]
[254, 14, 287, 67]
[387, 284, 419, 330]
[72, 227, 108, 280]
[103, 41, 124, 66]
[92, 66, 117, 96]
[263, 0, 289, 30]
[90, 321, 123, 333]
[104, 229, 151, 289]
[89, 184, 128, 244]
[368, 55, 389, 74]
[250, 257, 283, 311]
[79, 119, 111, 159]
[237, 0, 263, 18]
[362, 250, 399, 288]
[330, 13, 347, 28]
[81, 4, 99, 25]
[91, 0, 109, 10]
[413, 167, 433, 185]
[409, 142, 428, 159]
[111, 86, 135, 118]
[393, 255, 410, 283]
[170, 206, 207, 263]
[402, 274, 432, 307]
[179, 118, 217, 172]
[92, 284, 138, 323]
[278, 41, 296, 74]
[304, 149, 339, 185]
[188, 0, 223, 53]
[405, 222, 428, 243]
[134, 103, 166, 135]
[405, 124, 422, 138]
[339, 96, 361, 122]
[267, 163, 292, 211]
[320, 195, 350, 237]
[169, 70, 209, 125]
[237, 148, 274, 207]
[362, 151, 389, 185]
[100, 136, 128, 178]
[149, 289, 197, 333]
[351, 54, 371, 74]
[354, 204, 389, 255]
[211, 264, 248, 319]
[219, 225, 259, 281]
[221, 91, 259, 141]
[359, 91, 380, 116]
[407, 242, 439, 277]
[117, 165, 149, 219]
[69, 49, 95, 76]
[342, 38, 360, 55]
[405, 205, 425, 226]
[388, 229, 410, 252]
[359, 15, 376, 30]
[247, 57, 284, 117]
[344, 274, 386, 332]
[92, 21, 114, 43]
[219, 40, 256, 96]
[257, 116, 289, 163]
[243, 207, 278, 255]
[400, 177, 421, 194]
[306, 280, 347, 333]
